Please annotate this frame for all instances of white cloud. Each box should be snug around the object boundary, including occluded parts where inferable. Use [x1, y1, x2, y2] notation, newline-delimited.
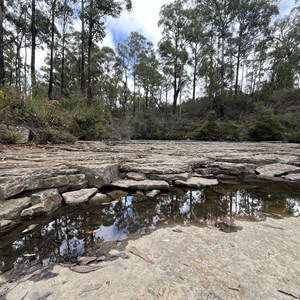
[102, 0, 173, 48]
[279, 0, 295, 16]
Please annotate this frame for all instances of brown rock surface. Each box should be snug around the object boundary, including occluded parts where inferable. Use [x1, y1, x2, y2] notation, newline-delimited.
[62, 188, 98, 204]
[1, 217, 299, 300]
[1, 141, 300, 299]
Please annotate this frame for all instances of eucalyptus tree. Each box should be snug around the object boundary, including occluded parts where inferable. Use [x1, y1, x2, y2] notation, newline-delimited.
[134, 44, 162, 110]
[184, 7, 206, 102]
[4, 0, 31, 91]
[93, 46, 120, 112]
[47, 0, 58, 100]
[196, 0, 238, 96]
[81, 0, 132, 105]
[126, 32, 148, 114]
[233, 0, 278, 94]
[29, 0, 51, 95]
[158, 0, 189, 114]
[0, 0, 4, 86]
[58, 0, 74, 97]
[115, 41, 131, 114]
[270, 6, 300, 90]
[31, 0, 36, 89]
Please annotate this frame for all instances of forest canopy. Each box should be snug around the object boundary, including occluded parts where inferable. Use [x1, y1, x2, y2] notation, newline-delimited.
[0, 0, 299, 143]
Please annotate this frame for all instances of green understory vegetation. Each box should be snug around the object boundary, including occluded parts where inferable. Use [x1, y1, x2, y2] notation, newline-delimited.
[0, 86, 299, 144]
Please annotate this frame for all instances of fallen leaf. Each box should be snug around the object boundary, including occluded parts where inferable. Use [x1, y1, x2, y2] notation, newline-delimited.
[22, 224, 38, 233]
[70, 265, 99, 273]
[78, 256, 97, 265]
[129, 247, 152, 263]
[60, 262, 77, 268]
[79, 284, 103, 295]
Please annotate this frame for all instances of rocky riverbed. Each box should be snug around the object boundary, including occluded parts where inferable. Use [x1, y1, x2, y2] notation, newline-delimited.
[0, 140, 300, 299]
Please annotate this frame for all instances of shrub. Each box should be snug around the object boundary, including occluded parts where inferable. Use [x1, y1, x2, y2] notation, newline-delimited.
[0, 130, 22, 144]
[43, 128, 77, 144]
[221, 121, 243, 141]
[187, 111, 222, 141]
[288, 130, 300, 143]
[248, 106, 284, 141]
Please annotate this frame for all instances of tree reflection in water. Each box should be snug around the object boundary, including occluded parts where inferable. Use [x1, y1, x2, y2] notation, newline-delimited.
[0, 181, 299, 275]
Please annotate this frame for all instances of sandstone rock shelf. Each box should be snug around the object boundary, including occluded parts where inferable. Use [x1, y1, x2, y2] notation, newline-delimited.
[0, 141, 299, 225]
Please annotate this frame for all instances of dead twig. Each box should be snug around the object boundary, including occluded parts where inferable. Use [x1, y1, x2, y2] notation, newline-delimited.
[278, 289, 300, 299]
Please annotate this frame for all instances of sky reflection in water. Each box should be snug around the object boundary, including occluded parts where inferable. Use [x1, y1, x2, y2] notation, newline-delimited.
[0, 181, 299, 275]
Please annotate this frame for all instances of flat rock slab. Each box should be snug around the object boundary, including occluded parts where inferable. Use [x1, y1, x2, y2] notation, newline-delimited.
[126, 172, 146, 181]
[21, 189, 62, 219]
[175, 177, 219, 188]
[0, 197, 31, 221]
[62, 188, 98, 204]
[149, 173, 191, 183]
[111, 179, 169, 191]
[89, 193, 111, 205]
[283, 173, 300, 181]
[3, 217, 300, 300]
[146, 190, 161, 198]
[0, 166, 87, 200]
[0, 220, 16, 232]
[76, 164, 119, 188]
[256, 163, 300, 177]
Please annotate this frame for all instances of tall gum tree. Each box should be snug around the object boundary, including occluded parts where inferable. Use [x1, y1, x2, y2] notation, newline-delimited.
[82, 0, 132, 105]
[158, 0, 189, 114]
[233, 0, 278, 95]
[0, 0, 5, 86]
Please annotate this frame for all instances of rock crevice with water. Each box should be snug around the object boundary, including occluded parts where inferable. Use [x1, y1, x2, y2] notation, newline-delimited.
[1, 141, 299, 224]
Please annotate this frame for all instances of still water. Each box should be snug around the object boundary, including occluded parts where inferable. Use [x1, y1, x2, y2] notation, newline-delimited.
[0, 179, 299, 276]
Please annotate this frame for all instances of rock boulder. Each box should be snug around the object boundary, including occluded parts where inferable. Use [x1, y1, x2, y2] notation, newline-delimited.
[175, 177, 218, 188]
[21, 189, 62, 219]
[111, 179, 169, 191]
[0, 197, 31, 220]
[62, 188, 98, 204]
[255, 163, 300, 177]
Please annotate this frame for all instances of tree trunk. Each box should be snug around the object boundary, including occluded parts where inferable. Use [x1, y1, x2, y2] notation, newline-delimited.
[31, 0, 36, 92]
[235, 44, 241, 95]
[192, 45, 198, 102]
[173, 82, 180, 115]
[133, 75, 136, 116]
[87, 0, 93, 105]
[0, 0, 5, 86]
[24, 4, 28, 95]
[60, 0, 68, 97]
[145, 88, 149, 110]
[61, 33, 66, 96]
[16, 41, 22, 90]
[80, 0, 85, 94]
[235, 25, 242, 95]
[48, 0, 56, 100]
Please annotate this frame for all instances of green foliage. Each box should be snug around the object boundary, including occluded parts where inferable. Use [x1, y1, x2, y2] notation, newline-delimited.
[288, 130, 300, 143]
[187, 111, 243, 141]
[221, 121, 243, 141]
[68, 99, 109, 140]
[187, 111, 222, 141]
[280, 111, 300, 143]
[0, 90, 4, 99]
[248, 105, 284, 141]
[0, 130, 22, 144]
[131, 113, 163, 139]
[42, 128, 76, 144]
